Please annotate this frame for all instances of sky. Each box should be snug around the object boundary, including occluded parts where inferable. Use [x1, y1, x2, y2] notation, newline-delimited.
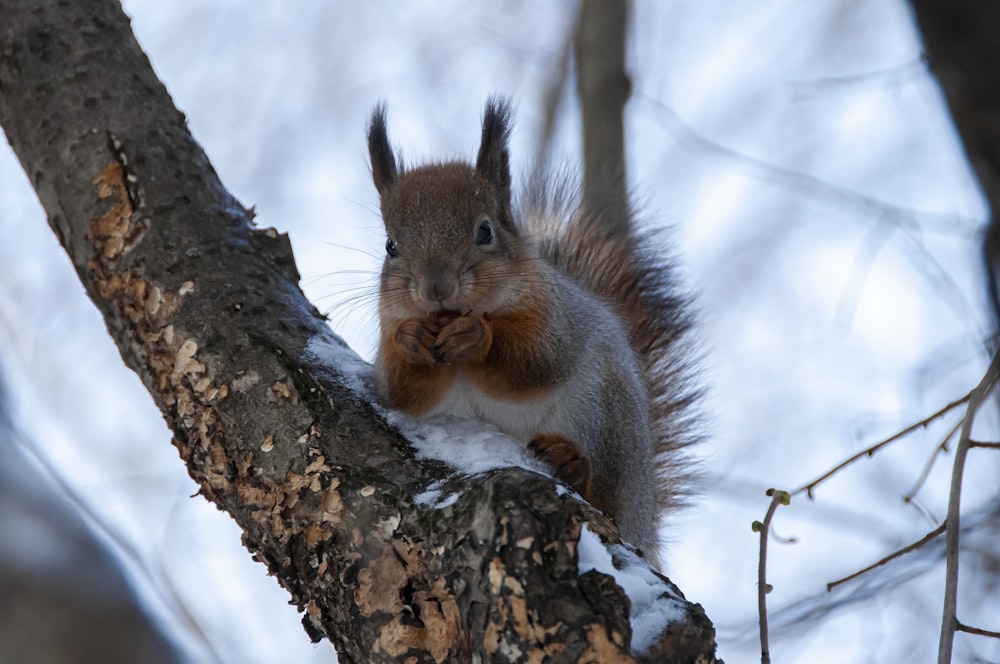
[0, 1, 997, 662]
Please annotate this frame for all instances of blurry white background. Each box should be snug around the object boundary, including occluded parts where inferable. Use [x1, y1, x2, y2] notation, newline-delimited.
[0, 1, 996, 662]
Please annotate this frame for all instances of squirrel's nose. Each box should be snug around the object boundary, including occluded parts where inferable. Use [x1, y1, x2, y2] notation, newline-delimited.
[430, 281, 454, 301]
[419, 272, 456, 304]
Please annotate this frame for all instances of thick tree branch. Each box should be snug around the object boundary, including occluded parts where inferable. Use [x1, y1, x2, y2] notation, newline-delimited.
[0, 1, 717, 661]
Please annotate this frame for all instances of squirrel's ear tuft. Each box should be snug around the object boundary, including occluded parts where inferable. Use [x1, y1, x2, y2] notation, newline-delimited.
[367, 102, 398, 196]
[476, 96, 513, 219]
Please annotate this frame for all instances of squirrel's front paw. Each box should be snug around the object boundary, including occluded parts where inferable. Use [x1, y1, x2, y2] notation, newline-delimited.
[434, 313, 493, 364]
[392, 317, 440, 367]
[528, 434, 593, 502]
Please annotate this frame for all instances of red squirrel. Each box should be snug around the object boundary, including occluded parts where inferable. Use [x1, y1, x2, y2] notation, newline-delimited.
[367, 97, 699, 567]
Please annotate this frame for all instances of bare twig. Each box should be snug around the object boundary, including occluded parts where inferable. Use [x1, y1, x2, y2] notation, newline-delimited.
[939, 350, 1000, 664]
[826, 522, 947, 592]
[638, 93, 979, 237]
[767, 524, 798, 545]
[956, 622, 1000, 640]
[755, 489, 789, 664]
[787, 57, 926, 93]
[969, 440, 1000, 449]
[793, 393, 971, 499]
[640, 90, 989, 344]
[903, 418, 963, 503]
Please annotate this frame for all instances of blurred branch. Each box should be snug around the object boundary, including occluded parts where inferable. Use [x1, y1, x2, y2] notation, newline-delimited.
[575, 0, 631, 225]
[938, 349, 1000, 663]
[826, 522, 946, 592]
[530, 2, 576, 181]
[641, 92, 984, 338]
[0, 364, 191, 664]
[831, 222, 895, 334]
[639, 93, 979, 236]
[902, 418, 962, 503]
[787, 57, 926, 93]
[7, 407, 221, 663]
[908, 1, 1000, 340]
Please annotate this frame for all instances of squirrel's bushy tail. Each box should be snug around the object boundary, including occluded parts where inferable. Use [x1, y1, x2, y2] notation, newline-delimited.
[518, 176, 703, 516]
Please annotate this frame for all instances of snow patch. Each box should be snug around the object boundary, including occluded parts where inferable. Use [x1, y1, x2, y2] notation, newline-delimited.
[305, 330, 377, 399]
[577, 526, 686, 654]
[389, 410, 547, 478]
[412, 479, 463, 509]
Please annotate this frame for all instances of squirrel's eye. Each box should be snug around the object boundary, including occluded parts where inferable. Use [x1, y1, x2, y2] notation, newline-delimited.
[476, 219, 494, 246]
[385, 238, 399, 258]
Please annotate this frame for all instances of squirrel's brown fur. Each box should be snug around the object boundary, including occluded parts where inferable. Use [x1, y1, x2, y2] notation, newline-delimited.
[367, 96, 700, 567]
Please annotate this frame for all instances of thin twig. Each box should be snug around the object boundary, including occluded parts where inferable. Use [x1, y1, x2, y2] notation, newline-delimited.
[756, 489, 788, 664]
[793, 393, 972, 499]
[638, 93, 979, 236]
[939, 350, 1000, 664]
[956, 622, 1000, 640]
[969, 440, 1000, 449]
[827, 522, 946, 592]
[904, 495, 939, 525]
[903, 418, 963, 503]
[767, 524, 798, 545]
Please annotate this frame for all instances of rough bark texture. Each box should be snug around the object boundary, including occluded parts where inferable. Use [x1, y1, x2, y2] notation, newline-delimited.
[0, 1, 718, 661]
[908, 1, 1000, 332]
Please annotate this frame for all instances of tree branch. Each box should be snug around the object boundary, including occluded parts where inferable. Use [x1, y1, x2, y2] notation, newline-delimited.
[0, 1, 717, 661]
[754, 488, 788, 664]
[792, 392, 970, 499]
[826, 522, 947, 592]
[903, 418, 963, 503]
[938, 350, 1000, 664]
[956, 622, 1000, 640]
[575, 0, 631, 224]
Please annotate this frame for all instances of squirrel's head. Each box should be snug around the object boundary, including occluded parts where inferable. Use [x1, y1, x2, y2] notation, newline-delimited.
[368, 97, 532, 318]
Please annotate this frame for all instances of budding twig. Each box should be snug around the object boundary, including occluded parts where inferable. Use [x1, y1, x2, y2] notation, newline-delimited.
[755, 489, 789, 664]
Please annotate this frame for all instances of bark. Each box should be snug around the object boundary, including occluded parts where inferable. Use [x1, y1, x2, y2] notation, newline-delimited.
[908, 1, 1000, 333]
[575, 0, 632, 227]
[0, 1, 718, 662]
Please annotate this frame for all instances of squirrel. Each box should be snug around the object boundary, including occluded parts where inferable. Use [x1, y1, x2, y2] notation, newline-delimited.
[366, 96, 699, 568]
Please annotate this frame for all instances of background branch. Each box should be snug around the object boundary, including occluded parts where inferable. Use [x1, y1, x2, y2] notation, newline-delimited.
[938, 350, 1000, 663]
[908, 0, 1000, 336]
[575, 0, 631, 224]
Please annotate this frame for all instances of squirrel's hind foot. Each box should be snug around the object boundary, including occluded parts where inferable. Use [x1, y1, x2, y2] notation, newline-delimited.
[528, 434, 594, 503]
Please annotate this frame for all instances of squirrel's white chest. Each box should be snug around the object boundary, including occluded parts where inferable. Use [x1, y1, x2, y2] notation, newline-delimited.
[429, 377, 563, 443]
